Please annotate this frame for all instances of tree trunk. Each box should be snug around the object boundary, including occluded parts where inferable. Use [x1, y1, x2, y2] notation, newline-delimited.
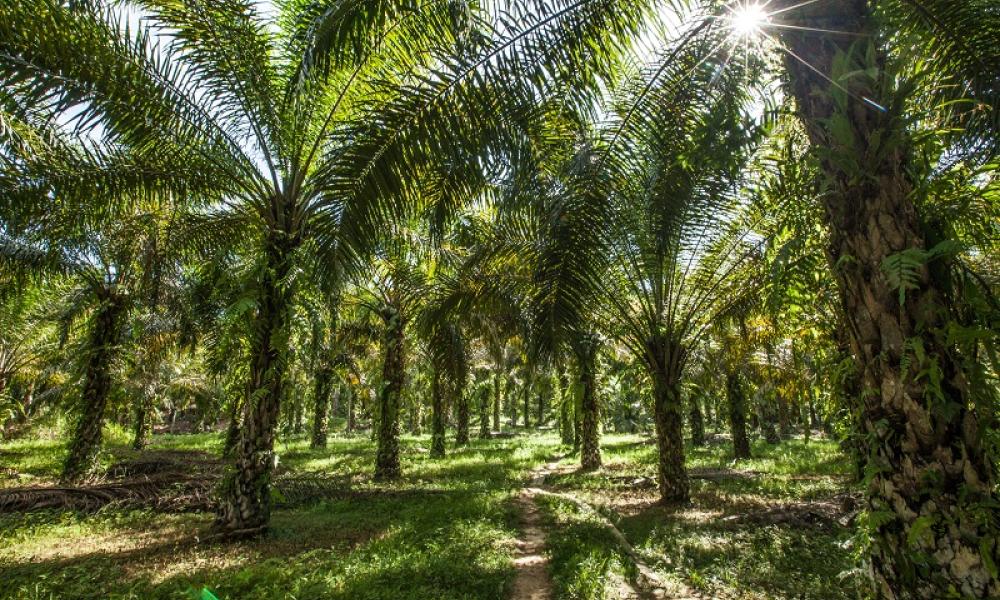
[479, 386, 490, 439]
[759, 390, 781, 445]
[61, 293, 126, 483]
[778, 3, 1000, 596]
[374, 306, 404, 481]
[689, 394, 705, 447]
[726, 372, 751, 460]
[223, 396, 242, 457]
[215, 233, 296, 535]
[573, 333, 601, 470]
[430, 370, 446, 458]
[558, 368, 574, 445]
[646, 335, 688, 504]
[492, 371, 500, 432]
[455, 389, 470, 446]
[522, 370, 531, 428]
[346, 385, 356, 434]
[131, 390, 152, 451]
[311, 364, 333, 449]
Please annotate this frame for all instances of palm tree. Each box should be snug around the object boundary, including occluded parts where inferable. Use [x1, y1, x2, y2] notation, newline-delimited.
[1, 205, 180, 481]
[769, 3, 1000, 593]
[1, 0, 518, 533]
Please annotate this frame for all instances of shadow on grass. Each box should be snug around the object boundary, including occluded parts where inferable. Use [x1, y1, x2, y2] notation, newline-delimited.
[2, 489, 517, 600]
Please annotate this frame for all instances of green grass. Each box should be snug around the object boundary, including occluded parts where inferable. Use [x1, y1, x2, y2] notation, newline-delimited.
[535, 494, 635, 600]
[545, 434, 870, 600]
[0, 429, 560, 600]
[0, 427, 868, 599]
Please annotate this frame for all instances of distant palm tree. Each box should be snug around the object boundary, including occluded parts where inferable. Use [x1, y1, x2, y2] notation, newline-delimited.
[1, 0, 505, 533]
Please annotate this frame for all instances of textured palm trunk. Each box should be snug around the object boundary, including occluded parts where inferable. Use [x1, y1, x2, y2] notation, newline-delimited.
[778, 2, 1000, 596]
[646, 335, 688, 503]
[759, 391, 781, 445]
[346, 385, 356, 434]
[374, 307, 404, 481]
[522, 370, 531, 428]
[573, 334, 601, 470]
[455, 388, 470, 446]
[558, 369, 574, 445]
[491, 371, 500, 432]
[311, 363, 333, 449]
[726, 372, 751, 460]
[131, 388, 153, 451]
[215, 233, 296, 535]
[777, 392, 792, 437]
[689, 395, 705, 447]
[478, 387, 490, 439]
[430, 370, 446, 458]
[223, 396, 242, 457]
[61, 293, 126, 483]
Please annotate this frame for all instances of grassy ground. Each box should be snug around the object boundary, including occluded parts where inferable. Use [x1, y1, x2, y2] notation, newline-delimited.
[542, 434, 869, 600]
[0, 427, 867, 599]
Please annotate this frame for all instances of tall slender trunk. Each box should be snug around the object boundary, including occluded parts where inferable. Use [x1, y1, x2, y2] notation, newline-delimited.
[455, 387, 470, 446]
[131, 390, 153, 451]
[216, 232, 296, 534]
[536, 391, 544, 428]
[346, 384, 356, 435]
[507, 378, 517, 428]
[573, 333, 601, 470]
[61, 293, 127, 483]
[374, 306, 404, 481]
[778, 3, 999, 596]
[726, 371, 751, 460]
[491, 371, 500, 432]
[478, 386, 490, 439]
[689, 394, 705, 447]
[522, 369, 531, 428]
[558, 368, 574, 445]
[646, 335, 688, 503]
[311, 363, 333, 449]
[430, 370, 445, 458]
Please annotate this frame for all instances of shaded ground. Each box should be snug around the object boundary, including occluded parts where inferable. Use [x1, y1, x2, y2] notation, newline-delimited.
[542, 434, 868, 600]
[1, 429, 867, 599]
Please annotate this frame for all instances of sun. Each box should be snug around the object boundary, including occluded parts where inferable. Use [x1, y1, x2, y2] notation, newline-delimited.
[729, 2, 769, 38]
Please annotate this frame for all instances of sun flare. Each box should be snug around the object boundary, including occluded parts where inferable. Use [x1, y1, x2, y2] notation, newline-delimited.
[729, 2, 769, 38]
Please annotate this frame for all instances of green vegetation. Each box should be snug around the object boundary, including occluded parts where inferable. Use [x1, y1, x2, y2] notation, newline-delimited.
[1, 1, 998, 599]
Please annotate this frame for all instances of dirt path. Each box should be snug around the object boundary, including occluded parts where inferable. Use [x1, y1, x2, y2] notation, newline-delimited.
[515, 457, 704, 600]
[509, 486, 554, 599]
[510, 458, 649, 600]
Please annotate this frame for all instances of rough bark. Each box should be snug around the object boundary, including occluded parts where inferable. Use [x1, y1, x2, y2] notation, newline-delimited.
[311, 363, 333, 449]
[455, 389, 470, 446]
[777, 2, 1000, 596]
[61, 293, 127, 483]
[573, 334, 601, 470]
[479, 386, 490, 439]
[223, 396, 242, 457]
[522, 370, 531, 429]
[726, 372, 751, 460]
[346, 385, 356, 434]
[215, 232, 296, 534]
[646, 335, 689, 504]
[374, 306, 404, 481]
[430, 370, 446, 458]
[689, 395, 705, 447]
[131, 393, 152, 451]
[492, 371, 501, 432]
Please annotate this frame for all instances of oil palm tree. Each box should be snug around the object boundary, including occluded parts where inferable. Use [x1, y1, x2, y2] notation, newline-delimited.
[1, 0, 522, 533]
